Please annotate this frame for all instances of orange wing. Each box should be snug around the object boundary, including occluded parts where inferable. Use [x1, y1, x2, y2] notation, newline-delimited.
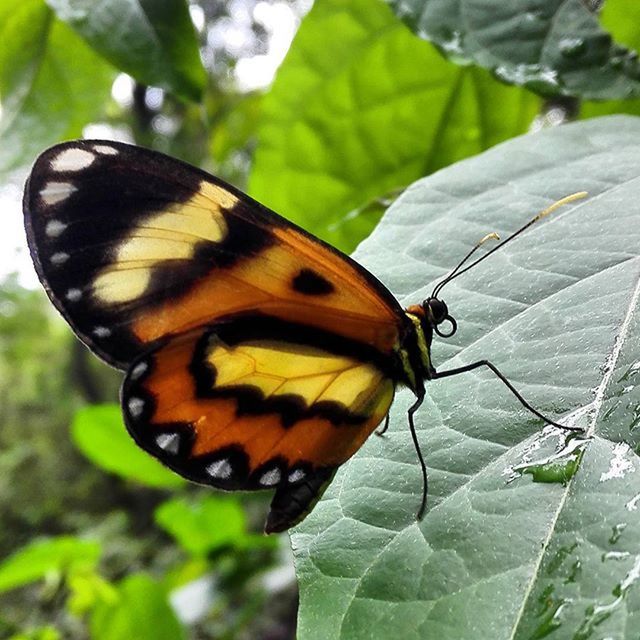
[24, 140, 404, 369]
[122, 315, 395, 532]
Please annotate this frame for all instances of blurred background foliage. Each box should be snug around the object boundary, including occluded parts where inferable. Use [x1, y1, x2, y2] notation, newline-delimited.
[1, 0, 640, 638]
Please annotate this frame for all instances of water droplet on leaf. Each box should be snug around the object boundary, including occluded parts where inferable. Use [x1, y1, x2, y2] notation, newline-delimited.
[559, 37, 586, 58]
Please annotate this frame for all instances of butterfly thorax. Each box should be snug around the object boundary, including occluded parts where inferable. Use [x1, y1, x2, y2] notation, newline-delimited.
[396, 306, 435, 392]
[398, 294, 458, 391]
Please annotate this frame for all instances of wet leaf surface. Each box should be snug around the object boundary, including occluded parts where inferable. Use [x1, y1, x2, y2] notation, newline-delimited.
[387, 0, 640, 100]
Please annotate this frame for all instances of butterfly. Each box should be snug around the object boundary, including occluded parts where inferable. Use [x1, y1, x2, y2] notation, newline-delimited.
[23, 140, 585, 533]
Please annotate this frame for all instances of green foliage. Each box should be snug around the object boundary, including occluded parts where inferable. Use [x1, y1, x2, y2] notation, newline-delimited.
[71, 405, 185, 489]
[0, 1, 115, 178]
[0, 277, 115, 550]
[8, 627, 61, 640]
[90, 574, 185, 640]
[249, 0, 539, 251]
[387, 0, 640, 99]
[0, 537, 100, 593]
[47, 0, 206, 102]
[293, 116, 640, 639]
[155, 495, 273, 557]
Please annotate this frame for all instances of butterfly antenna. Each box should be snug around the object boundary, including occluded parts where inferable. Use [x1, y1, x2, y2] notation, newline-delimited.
[432, 192, 588, 297]
[431, 232, 500, 298]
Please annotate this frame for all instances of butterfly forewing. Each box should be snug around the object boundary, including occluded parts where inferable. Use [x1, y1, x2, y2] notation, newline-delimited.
[24, 140, 405, 369]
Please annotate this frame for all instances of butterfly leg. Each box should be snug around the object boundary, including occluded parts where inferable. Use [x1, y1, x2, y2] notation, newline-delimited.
[375, 413, 391, 437]
[432, 360, 584, 433]
[407, 386, 428, 520]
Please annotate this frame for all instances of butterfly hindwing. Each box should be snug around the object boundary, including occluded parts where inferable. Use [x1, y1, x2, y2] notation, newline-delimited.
[121, 315, 395, 530]
[24, 140, 404, 369]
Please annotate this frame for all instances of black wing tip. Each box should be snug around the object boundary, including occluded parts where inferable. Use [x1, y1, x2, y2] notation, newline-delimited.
[264, 466, 338, 535]
[264, 512, 290, 535]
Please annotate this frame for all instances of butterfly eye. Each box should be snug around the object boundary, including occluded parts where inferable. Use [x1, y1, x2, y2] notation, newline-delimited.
[425, 297, 448, 324]
[425, 298, 457, 338]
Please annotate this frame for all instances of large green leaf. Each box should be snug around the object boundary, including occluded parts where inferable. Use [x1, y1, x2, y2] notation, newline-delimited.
[0, 2, 115, 179]
[47, 0, 205, 101]
[0, 536, 100, 593]
[387, 0, 640, 100]
[72, 405, 185, 489]
[600, 0, 640, 54]
[90, 574, 185, 640]
[293, 116, 640, 639]
[249, 0, 539, 252]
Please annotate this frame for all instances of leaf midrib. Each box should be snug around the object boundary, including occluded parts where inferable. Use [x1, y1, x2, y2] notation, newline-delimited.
[507, 259, 640, 639]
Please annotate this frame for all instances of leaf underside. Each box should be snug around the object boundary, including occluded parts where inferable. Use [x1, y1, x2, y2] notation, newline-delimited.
[387, 0, 640, 100]
[293, 115, 640, 640]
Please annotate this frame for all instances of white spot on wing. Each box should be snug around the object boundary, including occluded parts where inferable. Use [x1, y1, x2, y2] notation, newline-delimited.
[66, 288, 82, 301]
[93, 326, 111, 338]
[130, 361, 148, 380]
[156, 433, 180, 455]
[92, 144, 119, 155]
[45, 219, 67, 237]
[260, 468, 281, 486]
[288, 469, 306, 484]
[127, 397, 144, 418]
[50, 252, 69, 266]
[207, 458, 232, 479]
[51, 147, 95, 172]
[40, 182, 77, 205]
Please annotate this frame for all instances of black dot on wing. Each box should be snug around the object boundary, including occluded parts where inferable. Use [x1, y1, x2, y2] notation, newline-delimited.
[292, 268, 335, 296]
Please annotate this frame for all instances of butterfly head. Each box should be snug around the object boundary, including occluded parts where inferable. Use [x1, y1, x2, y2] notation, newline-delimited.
[423, 297, 457, 338]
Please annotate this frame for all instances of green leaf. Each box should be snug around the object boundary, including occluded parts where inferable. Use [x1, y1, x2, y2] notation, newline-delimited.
[0, 536, 100, 593]
[71, 405, 184, 488]
[581, 97, 640, 121]
[293, 115, 640, 639]
[47, 0, 206, 102]
[155, 495, 247, 556]
[8, 627, 61, 640]
[90, 574, 185, 640]
[579, 0, 640, 119]
[0, 2, 115, 179]
[0, 0, 51, 119]
[249, 0, 538, 252]
[600, 0, 640, 54]
[387, 0, 640, 100]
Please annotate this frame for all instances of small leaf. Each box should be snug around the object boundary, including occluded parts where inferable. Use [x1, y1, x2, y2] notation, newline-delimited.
[71, 405, 184, 488]
[47, 0, 206, 101]
[67, 572, 118, 616]
[0, 536, 100, 593]
[0, 3, 115, 178]
[90, 574, 185, 640]
[387, 0, 640, 100]
[8, 627, 61, 640]
[249, 0, 538, 252]
[155, 495, 247, 556]
[293, 115, 640, 639]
